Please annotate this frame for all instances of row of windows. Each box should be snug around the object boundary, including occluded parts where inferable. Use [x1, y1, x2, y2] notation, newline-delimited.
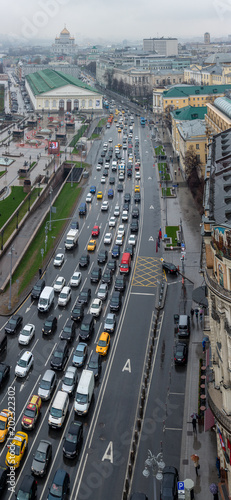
[43, 99, 93, 108]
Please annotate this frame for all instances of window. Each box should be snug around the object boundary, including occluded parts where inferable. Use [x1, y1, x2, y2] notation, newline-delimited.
[196, 154, 200, 162]
[89, 99, 92, 107]
[82, 99, 85, 107]
[45, 100, 49, 108]
[196, 144, 199, 150]
[52, 100, 56, 107]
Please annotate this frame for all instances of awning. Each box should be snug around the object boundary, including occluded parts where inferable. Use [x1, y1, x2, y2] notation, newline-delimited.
[204, 407, 215, 431]
[192, 285, 208, 308]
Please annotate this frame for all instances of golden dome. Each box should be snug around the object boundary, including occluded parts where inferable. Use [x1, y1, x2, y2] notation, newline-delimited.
[61, 27, 70, 35]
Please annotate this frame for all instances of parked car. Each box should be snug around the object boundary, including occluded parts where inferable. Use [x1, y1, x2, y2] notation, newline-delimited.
[160, 466, 179, 500]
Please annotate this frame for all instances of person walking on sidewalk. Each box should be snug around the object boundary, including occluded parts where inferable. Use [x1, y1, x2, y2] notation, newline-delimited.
[191, 412, 198, 433]
[191, 454, 200, 476]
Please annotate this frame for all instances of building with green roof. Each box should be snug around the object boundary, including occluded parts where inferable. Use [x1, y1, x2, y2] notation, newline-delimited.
[162, 84, 231, 112]
[25, 69, 102, 112]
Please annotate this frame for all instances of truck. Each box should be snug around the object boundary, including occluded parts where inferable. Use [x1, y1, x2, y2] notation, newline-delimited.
[140, 117, 146, 127]
[118, 163, 125, 172]
[65, 229, 79, 250]
[74, 370, 94, 415]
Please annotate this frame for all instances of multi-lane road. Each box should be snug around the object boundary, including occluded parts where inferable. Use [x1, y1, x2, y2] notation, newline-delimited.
[0, 110, 188, 499]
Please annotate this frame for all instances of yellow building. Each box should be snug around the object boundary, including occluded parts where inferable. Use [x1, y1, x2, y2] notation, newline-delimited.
[171, 106, 207, 156]
[206, 97, 231, 135]
[161, 84, 231, 114]
[177, 119, 207, 176]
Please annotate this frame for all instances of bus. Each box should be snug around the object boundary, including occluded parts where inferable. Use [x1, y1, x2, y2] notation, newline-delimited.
[140, 117, 146, 127]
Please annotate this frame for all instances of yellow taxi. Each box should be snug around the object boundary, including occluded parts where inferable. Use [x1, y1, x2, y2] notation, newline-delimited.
[96, 332, 110, 356]
[117, 143, 122, 149]
[0, 410, 13, 443]
[122, 109, 125, 114]
[118, 128, 122, 133]
[87, 239, 96, 252]
[115, 109, 119, 115]
[21, 395, 42, 430]
[97, 191, 103, 199]
[114, 118, 117, 122]
[135, 185, 140, 193]
[5, 431, 28, 469]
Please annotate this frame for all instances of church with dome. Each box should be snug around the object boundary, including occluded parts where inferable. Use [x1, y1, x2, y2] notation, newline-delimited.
[51, 26, 77, 56]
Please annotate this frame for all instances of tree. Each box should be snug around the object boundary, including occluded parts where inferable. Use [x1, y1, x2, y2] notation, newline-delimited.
[185, 145, 201, 178]
[185, 145, 204, 213]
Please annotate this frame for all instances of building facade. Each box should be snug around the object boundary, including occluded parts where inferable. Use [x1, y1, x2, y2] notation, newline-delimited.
[176, 119, 207, 175]
[51, 27, 77, 56]
[143, 38, 178, 56]
[206, 96, 231, 135]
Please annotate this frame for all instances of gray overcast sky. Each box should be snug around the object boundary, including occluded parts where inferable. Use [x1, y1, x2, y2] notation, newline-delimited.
[3, 0, 231, 44]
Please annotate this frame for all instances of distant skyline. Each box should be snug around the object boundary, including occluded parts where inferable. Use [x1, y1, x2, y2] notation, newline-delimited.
[1, 0, 231, 45]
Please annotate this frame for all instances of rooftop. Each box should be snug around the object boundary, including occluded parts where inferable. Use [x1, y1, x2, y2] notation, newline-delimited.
[171, 105, 207, 121]
[26, 69, 97, 96]
[163, 84, 231, 99]
[177, 119, 206, 139]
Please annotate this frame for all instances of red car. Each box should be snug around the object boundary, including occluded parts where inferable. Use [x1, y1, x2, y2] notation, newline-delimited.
[92, 225, 100, 237]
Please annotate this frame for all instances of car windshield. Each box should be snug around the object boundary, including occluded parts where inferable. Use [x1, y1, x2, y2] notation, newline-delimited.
[18, 359, 27, 367]
[50, 408, 62, 418]
[106, 317, 114, 324]
[81, 292, 87, 298]
[63, 326, 71, 333]
[45, 321, 52, 328]
[24, 408, 35, 418]
[63, 376, 73, 386]
[66, 432, 77, 444]
[81, 324, 89, 332]
[40, 380, 51, 390]
[21, 329, 31, 336]
[89, 360, 98, 369]
[53, 351, 63, 359]
[74, 307, 81, 314]
[34, 450, 46, 463]
[72, 275, 79, 281]
[59, 292, 67, 299]
[91, 303, 98, 309]
[50, 483, 62, 497]
[9, 319, 17, 326]
[0, 420, 6, 430]
[76, 393, 88, 404]
[98, 340, 107, 347]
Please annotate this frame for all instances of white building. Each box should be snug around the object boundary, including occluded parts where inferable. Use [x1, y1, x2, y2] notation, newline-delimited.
[143, 38, 178, 56]
[51, 27, 77, 56]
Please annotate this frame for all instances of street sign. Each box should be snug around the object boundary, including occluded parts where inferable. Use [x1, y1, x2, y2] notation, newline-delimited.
[172, 184, 178, 188]
[164, 234, 167, 238]
[181, 243, 185, 249]
[178, 481, 184, 492]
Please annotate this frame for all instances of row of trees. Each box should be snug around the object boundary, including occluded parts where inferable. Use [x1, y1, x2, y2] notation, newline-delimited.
[185, 145, 204, 213]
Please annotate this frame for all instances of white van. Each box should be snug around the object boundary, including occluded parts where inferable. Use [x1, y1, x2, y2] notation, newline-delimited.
[74, 370, 94, 416]
[38, 286, 54, 313]
[48, 390, 69, 428]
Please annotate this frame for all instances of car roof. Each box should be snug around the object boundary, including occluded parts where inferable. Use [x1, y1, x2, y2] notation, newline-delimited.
[20, 351, 32, 361]
[37, 440, 51, 453]
[18, 475, 35, 492]
[69, 421, 82, 435]
[53, 468, 69, 485]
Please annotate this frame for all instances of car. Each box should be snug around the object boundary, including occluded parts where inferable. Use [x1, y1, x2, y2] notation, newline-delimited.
[119, 172, 125, 181]
[103, 169, 108, 177]
[108, 188, 114, 198]
[15, 351, 33, 378]
[90, 298, 102, 317]
[5, 314, 23, 334]
[96, 332, 110, 356]
[174, 342, 188, 365]
[114, 205, 120, 217]
[61, 366, 78, 395]
[96, 164, 101, 170]
[79, 315, 94, 341]
[60, 322, 75, 343]
[160, 466, 179, 500]
[132, 207, 139, 219]
[70, 271, 82, 287]
[86, 193, 92, 203]
[109, 177, 115, 185]
[101, 150, 105, 157]
[18, 323, 35, 345]
[92, 225, 100, 237]
[86, 352, 102, 379]
[124, 193, 131, 203]
[87, 239, 97, 251]
[110, 290, 122, 311]
[123, 202, 130, 212]
[31, 440, 52, 477]
[109, 216, 116, 228]
[16, 474, 37, 500]
[77, 288, 91, 306]
[90, 185, 96, 194]
[31, 278, 45, 300]
[104, 233, 112, 245]
[130, 220, 139, 233]
[47, 469, 70, 500]
[102, 269, 113, 286]
[135, 172, 141, 180]
[97, 283, 108, 301]
[90, 267, 102, 284]
[118, 224, 125, 236]
[58, 286, 71, 307]
[42, 316, 57, 335]
[107, 260, 117, 274]
[21, 395, 42, 430]
[72, 343, 88, 367]
[134, 192, 141, 203]
[114, 275, 126, 292]
[100, 176, 106, 184]
[0, 410, 13, 442]
[71, 303, 84, 322]
[50, 340, 69, 371]
[104, 313, 116, 333]
[109, 138, 113, 143]
[162, 262, 178, 274]
[98, 158, 103, 165]
[111, 244, 120, 258]
[97, 191, 103, 199]
[63, 421, 83, 459]
[97, 249, 108, 264]
[53, 253, 64, 267]
[128, 234, 136, 246]
[122, 210, 128, 222]
[53, 276, 66, 293]
[116, 234, 124, 246]
[101, 201, 109, 211]
[5, 431, 28, 469]
[135, 185, 140, 193]
[118, 127, 121, 133]
[79, 254, 90, 268]
[117, 183, 123, 192]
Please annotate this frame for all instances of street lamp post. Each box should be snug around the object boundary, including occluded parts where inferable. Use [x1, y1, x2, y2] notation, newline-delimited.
[8, 246, 15, 310]
[49, 187, 53, 231]
[142, 449, 165, 500]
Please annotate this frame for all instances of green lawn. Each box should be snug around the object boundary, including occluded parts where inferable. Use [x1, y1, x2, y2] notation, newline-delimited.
[98, 118, 106, 127]
[0, 186, 28, 229]
[0, 170, 5, 178]
[155, 145, 165, 156]
[1, 187, 41, 244]
[165, 225, 180, 247]
[158, 162, 170, 181]
[162, 187, 173, 197]
[69, 125, 88, 148]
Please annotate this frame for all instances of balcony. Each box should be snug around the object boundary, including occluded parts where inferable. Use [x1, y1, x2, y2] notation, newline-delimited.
[208, 384, 231, 433]
[205, 269, 231, 304]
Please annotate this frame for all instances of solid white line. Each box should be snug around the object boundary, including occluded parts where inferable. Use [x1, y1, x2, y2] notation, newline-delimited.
[130, 292, 155, 296]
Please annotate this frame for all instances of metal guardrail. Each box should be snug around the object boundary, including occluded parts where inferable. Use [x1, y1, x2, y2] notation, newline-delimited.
[208, 388, 231, 433]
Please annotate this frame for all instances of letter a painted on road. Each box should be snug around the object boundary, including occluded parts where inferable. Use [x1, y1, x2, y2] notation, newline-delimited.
[102, 441, 113, 463]
[122, 359, 131, 373]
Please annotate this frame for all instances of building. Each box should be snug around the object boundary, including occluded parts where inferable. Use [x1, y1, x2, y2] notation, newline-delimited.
[25, 69, 102, 112]
[51, 26, 77, 56]
[206, 96, 231, 135]
[171, 105, 207, 154]
[176, 119, 207, 176]
[159, 84, 231, 114]
[19, 63, 80, 81]
[204, 32, 210, 44]
[143, 38, 178, 56]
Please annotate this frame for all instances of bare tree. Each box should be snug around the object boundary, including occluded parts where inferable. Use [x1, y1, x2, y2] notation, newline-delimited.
[185, 145, 202, 178]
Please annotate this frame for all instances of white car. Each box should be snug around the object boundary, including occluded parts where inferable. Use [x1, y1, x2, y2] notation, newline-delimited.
[128, 234, 136, 246]
[135, 136, 139, 141]
[96, 164, 101, 171]
[70, 271, 82, 287]
[122, 210, 128, 222]
[101, 201, 109, 211]
[118, 224, 125, 236]
[114, 206, 120, 217]
[101, 176, 106, 184]
[97, 283, 108, 301]
[105, 162, 110, 169]
[53, 276, 66, 292]
[90, 298, 102, 317]
[18, 324, 35, 346]
[135, 172, 141, 180]
[119, 173, 125, 181]
[103, 142, 108, 148]
[58, 286, 71, 306]
[109, 138, 113, 143]
[109, 217, 116, 228]
[53, 253, 64, 267]
[104, 233, 112, 245]
[15, 351, 34, 378]
[116, 234, 124, 246]
[86, 193, 92, 203]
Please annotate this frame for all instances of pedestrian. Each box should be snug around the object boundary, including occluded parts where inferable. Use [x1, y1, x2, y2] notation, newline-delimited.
[216, 457, 221, 478]
[200, 308, 203, 322]
[195, 308, 199, 320]
[202, 339, 206, 353]
[190, 308, 194, 319]
[191, 454, 200, 475]
[191, 412, 198, 433]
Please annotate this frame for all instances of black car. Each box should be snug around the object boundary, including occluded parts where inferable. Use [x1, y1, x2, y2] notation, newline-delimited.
[114, 275, 126, 292]
[0, 466, 7, 493]
[31, 279, 45, 300]
[123, 202, 129, 211]
[102, 269, 113, 286]
[90, 267, 102, 283]
[127, 169, 132, 177]
[31, 440, 52, 477]
[63, 421, 83, 459]
[42, 316, 57, 335]
[5, 314, 23, 334]
[162, 262, 178, 274]
[47, 469, 70, 500]
[70, 220, 79, 230]
[107, 260, 117, 274]
[101, 150, 105, 157]
[117, 183, 123, 192]
[60, 322, 75, 343]
[71, 303, 84, 322]
[0, 364, 10, 388]
[132, 207, 139, 219]
[86, 352, 102, 379]
[98, 158, 103, 165]
[79, 315, 94, 341]
[77, 288, 91, 306]
[160, 466, 179, 500]
[111, 245, 120, 259]
[125, 245, 134, 259]
[50, 340, 69, 371]
[134, 193, 141, 203]
[124, 193, 131, 203]
[103, 169, 108, 177]
[79, 254, 90, 268]
[130, 220, 139, 233]
[97, 250, 108, 265]
[109, 177, 115, 184]
[174, 342, 188, 365]
[16, 475, 37, 500]
[110, 291, 122, 311]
